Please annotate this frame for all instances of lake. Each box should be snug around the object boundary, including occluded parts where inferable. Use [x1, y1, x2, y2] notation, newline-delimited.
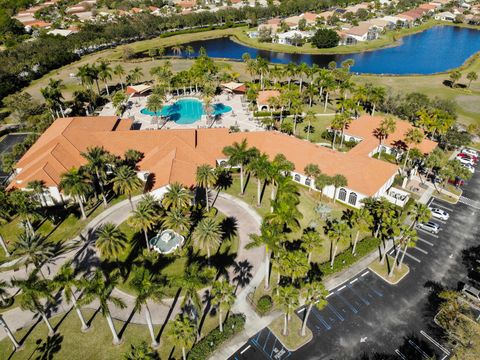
[167, 26, 480, 75]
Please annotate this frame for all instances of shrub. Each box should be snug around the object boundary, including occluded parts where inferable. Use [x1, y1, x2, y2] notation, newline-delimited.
[311, 28, 340, 49]
[188, 313, 245, 360]
[256, 295, 273, 315]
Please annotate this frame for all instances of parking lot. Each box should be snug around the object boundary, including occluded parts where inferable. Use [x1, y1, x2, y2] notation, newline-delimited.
[231, 165, 480, 359]
[0, 133, 28, 183]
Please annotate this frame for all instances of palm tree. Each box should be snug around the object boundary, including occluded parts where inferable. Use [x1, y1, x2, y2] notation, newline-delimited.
[168, 316, 196, 360]
[304, 110, 316, 141]
[162, 182, 192, 210]
[76, 64, 95, 91]
[14, 232, 54, 276]
[449, 70, 461, 88]
[112, 91, 127, 116]
[27, 180, 48, 207]
[247, 223, 284, 290]
[376, 116, 396, 160]
[146, 93, 165, 129]
[192, 217, 222, 259]
[351, 208, 373, 254]
[185, 45, 194, 58]
[128, 194, 160, 250]
[301, 281, 328, 337]
[274, 285, 300, 336]
[331, 174, 348, 203]
[9, 188, 38, 236]
[131, 268, 166, 348]
[403, 128, 424, 173]
[81, 146, 110, 208]
[196, 164, 217, 211]
[314, 173, 332, 202]
[267, 154, 294, 209]
[12, 272, 55, 335]
[95, 223, 127, 260]
[466, 71, 477, 88]
[210, 280, 235, 332]
[369, 86, 386, 116]
[59, 167, 91, 219]
[222, 140, 258, 195]
[113, 64, 126, 90]
[246, 153, 270, 206]
[127, 67, 143, 85]
[327, 221, 350, 268]
[123, 341, 158, 360]
[330, 114, 344, 151]
[79, 269, 126, 345]
[53, 260, 89, 331]
[111, 165, 143, 211]
[301, 229, 322, 264]
[162, 208, 191, 236]
[304, 164, 321, 192]
[97, 61, 113, 96]
[171, 44, 184, 56]
[408, 202, 431, 229]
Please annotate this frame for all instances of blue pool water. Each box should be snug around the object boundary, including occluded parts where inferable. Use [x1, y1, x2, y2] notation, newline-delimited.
[140, 98, 232, 124]
[166, 26, 480, 75]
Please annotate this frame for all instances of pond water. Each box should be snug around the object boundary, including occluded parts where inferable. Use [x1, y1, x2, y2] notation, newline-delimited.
[166, 26, 480, 75]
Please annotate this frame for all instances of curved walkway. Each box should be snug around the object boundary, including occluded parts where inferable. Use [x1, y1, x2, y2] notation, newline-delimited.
[0, 193, 263, 341]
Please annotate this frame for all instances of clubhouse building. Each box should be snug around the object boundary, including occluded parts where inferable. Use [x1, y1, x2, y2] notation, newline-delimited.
[8, 115, 436, 208]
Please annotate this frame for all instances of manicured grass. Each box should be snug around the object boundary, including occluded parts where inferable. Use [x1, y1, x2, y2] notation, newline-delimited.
[269, 314, 312, 351]
[369, 255, 409, 285]
[0, 307, 223, 360]
[281, 114, 335, 144]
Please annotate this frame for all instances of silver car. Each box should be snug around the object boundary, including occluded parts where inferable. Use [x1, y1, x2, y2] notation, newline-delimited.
[417, 221, 440, 234]
[462, 284, 480, 302]
[430, 208, 449, 221]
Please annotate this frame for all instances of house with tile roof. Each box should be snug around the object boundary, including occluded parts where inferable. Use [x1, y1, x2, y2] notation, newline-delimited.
[8, 115, 436, 208]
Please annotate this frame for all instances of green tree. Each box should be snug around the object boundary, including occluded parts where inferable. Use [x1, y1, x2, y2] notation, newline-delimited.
[331, 174, 347, 203]
[162, 182, 192, 210]
[79, 269, 126, 345]
[196, 164, 217, 211]
[466, 71, 477, 88]
[402, 128, 424, 173]
[112, 91, 127, 116]
[123, 342, 159, 360]
[210, 280, 236, 332]
[168, 316, 196, 360]
[246, 153, 270, 206]
[9, 189, 39, 235]
[301, 229, 323, 264]
[53, 260, 89, 331]
[449, 70, 461, 88]
[81, 146, 110, 207]
[113, 64, 126, 90]
[97, 61, 113, 96]
[304, 164, 321, 192]
[273, 285, 300, 336]
[27, 179, 48, 208]
[222, 139, 258, 195]
[128, 194, 160, 250]
[408, 202, 431, 229]
[14, 232, 54, 276]
[375, 116, 397, 160]
[368, 86, 386, 116]
[327, 221, 350, 267]
[111, 165, 143, 210]
[192, 217, 222, 259]
[95, 223, 127, 260]
[131, 268, 166, 349]
[351, 208, 373, 254]
[314, 173, 332, 202]
[146, 93, 165, 129]
[59, 167, 91, 219]
[162, 208, 191, 236]
[311, 28, 340, 48]
[301, 281, 328, 336]
[392, 226, 418, 275]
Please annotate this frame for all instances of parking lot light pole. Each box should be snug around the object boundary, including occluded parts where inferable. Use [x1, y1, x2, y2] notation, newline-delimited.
[0, 315, 21, 349]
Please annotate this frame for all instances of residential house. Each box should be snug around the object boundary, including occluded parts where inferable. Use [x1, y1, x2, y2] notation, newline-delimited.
[341, 23, 379, 44]
[274, 30, 312, 45]
[435, 11, 456, 21]
[256, 90, 280, 111]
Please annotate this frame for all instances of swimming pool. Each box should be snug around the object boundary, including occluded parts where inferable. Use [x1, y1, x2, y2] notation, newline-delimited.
[140, 98, 232, 125]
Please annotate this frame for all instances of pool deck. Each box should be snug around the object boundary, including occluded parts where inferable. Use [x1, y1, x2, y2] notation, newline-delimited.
[99, 93, 264, 132]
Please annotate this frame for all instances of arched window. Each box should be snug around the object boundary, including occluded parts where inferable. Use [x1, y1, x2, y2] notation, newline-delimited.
[305, 178, 311, 186]
[348, 192, 357, 206]
[338, 188, 347, 202]
[294, 174, 301, 182]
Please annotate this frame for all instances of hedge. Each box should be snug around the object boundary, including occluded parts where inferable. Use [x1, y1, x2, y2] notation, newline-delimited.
[318, 236, 379, 277]
[188, 313, 246, 360]
[256, 295, 273, 315]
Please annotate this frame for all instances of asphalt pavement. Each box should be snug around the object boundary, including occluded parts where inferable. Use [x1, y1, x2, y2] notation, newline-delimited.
[230, 165, 480, 360]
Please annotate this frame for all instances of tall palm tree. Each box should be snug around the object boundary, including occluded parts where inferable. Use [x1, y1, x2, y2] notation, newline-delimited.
[376, 116, 397, 160]
[27, 180, 48, 207]
[223, 140, 258, 195]
[12, 272, 55, 335]
[76, 64, 95, 91]
[168, 316, 196, 360]
[185, 45, 194, 58]
[97, 61, 113, 96]
[127, 67, 144, 85]
[128, 194, 160, 251]
[171, 44, 184, 56]
[79, 269, 126, 345]
[301, 281, 328, 337]
[331, 174, 348, 203]
[162, 183, 192, 210]
[162, 208, 191, 236]
[301, 229, 322, 264]
[273, 285, 300, 336]
[195, 164, 217, 211]
[246, 153, 270, 206]
[304, 164, 321, 192]
[192, 217, 222, 259]
[53, 260, 89, 331]
[14, 232, 54, 276]
[59, 167, 91, 219]
[112, 91, 127, 116]
[81, 146, 110, 208]
[113, 64, 126, 90]
[95, 223, 127, 260]
[210, 280, 235, 332]
[314, 173, 332, 202]
[304, 109, 316, 141]
[111, 165, 143, 211]
[408, 202, 431, 229]
[351, 208, 373, 254]
[369, 86, 386, 116]
[403, 128, 424, 173]
[9, 189, 38, 235]
[146, 93, 165, 129]
[391, 226, 418, 276]
[327, 221, 350, 268]
[131, 268, 166, 348]
[267, 154, 294, 209]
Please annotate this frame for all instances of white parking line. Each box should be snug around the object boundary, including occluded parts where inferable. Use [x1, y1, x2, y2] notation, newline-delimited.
[416, 228, 440, 238]
[361, 271, 370, 277]
[418, 238, 434, 246]
[431, 202, 454, 212]
[350, 278, 358, 284]
[240, 345, 251, 354]
[432, 218, 447, 224]
[413, 246, 428, 255]
[297, 307, 305, 313]
[395, 349, 407, 360]
[326, 292, 333, 298]
[337, 285, 346, 292]
[408, 339, 429, 358]
[420, 330, 450, 355]
[402, 250, 421, 263]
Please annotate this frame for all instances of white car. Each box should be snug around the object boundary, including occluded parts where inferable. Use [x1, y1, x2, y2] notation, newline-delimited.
[456, 156, 475, 166]
[430, 207, 449, 221]
[462, 163, 475, 174]
[462, 148, 479, 157]
[417, 221, 440, 234]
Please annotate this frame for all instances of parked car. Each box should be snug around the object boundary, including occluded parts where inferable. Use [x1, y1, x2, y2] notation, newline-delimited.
[462, 148, 479, 158]
[462, 284, 480, 302]
[457, 153, 478, 162]
[448, 177, 465, 187]
[430, 207, 449, 220]
[456, 156, 475, 166]
[462, 163, 476, 174]
[417, 221, 440, 234]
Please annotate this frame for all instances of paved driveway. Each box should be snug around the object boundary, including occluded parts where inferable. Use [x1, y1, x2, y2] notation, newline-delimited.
[230, 167, 480, 360]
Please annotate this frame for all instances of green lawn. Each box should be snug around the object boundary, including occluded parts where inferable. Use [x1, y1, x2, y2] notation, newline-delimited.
[0, 307, 222, 360]
[369, 255, 409, 285]
[281, 114, 335, 144]
[269, 314, 312, 351]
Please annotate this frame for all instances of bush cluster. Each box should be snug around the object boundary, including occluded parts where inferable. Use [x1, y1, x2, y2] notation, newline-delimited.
[256, 295, 273, 315]
[188, 313, 246, 360]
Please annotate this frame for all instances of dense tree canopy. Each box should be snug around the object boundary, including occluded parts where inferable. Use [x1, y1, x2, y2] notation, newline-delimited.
[311, 28, 340, 49]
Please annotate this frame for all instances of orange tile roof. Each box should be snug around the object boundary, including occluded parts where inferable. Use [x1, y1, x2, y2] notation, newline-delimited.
[25, 20, 52, 28]
[257, 90, 280, 105]
[9, 115, 437, 197]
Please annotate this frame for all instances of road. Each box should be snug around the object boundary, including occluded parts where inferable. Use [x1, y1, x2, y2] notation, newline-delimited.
[230, 168, 480, 360]
[0, 133, 28, 182]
